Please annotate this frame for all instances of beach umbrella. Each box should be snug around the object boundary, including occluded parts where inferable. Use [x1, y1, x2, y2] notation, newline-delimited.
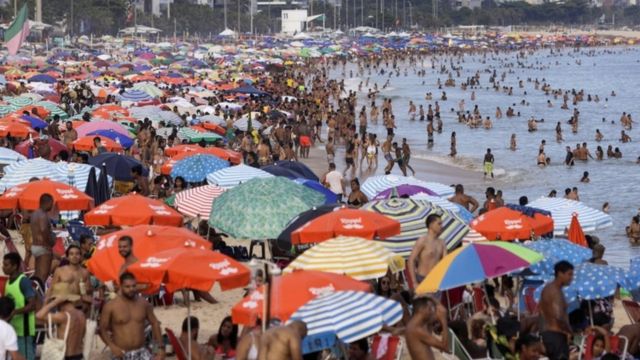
[76, 121, 130, 137]
[118, 89, 153, 102]
[534, 263, 630, 302]
[528, 197, 612, 235]
[293, 178, 338, 204]
[87, 225, 212, 283]
[0, 159, 105, 192]
[177, 127, 223, 143]
[361, 175, 454, 198]
[206, 164, 273, 188]
[87, 129, 134, 149]
[568, 214, 588, 247]
[372, 184, 437, 199]
[0, 121, 37, 138]
[524, 238, 592, 275]
[88, 153, 148, 182]
[28, 74, 56, 84]
[12, 115, 47, 130]
[261, 164, 306, 179]
[288, 291, 403, 343]
[361, 198, 471, 257]
[277, 205, 345, 247]
[84, 194, 183, 227]
[164, 144, 242, 164]
[290, 208, 400, 245]
[170, 154, 229, 183]
[284, 236, 405, 280]
[209, 177, 325, 239]
[95, 164, 111, 206]
[0, 147, 26, 164]
[470, 207, 554, 241]
[132, 82, 164, 98]
[0, 179, 93, 210]
[273, 161, 318, 182]
[174, 185, 226, 218]
[84, 166, 99, 206]
[232, 270, 371, 326]
[72, 136, 124, 153]
[14, 137, 68, 160]
[416, 241, 543, 294]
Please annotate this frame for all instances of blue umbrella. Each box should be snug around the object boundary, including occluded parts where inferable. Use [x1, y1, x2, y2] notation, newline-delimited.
[534, 263, 630, 301]
[118, 89, 153, 102]
[88, 153, 147, 182]
[87, 129, 134, 149]
[28, 74, 56, 84]
[170, 154, 229, 183]
[274, 160, 319, 182]
[293, 178, 337, 204]
[96, 164, 111, 205]
[261, 164, 305, 179]
[525, 239, 592, 275]
[19, 115, 47, 130]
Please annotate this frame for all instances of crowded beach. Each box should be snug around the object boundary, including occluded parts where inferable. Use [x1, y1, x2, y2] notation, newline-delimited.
[0, 12, 639, 360]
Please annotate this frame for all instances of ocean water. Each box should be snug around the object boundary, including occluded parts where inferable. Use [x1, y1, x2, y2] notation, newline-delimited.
[330, 46, 640, 267]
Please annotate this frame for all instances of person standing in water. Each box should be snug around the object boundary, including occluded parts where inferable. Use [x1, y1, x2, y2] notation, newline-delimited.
[449, 132, 457, 157]
[483, 148, 494, 179]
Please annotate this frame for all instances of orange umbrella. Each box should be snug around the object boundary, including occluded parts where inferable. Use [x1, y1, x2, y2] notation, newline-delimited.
[290, 208, 401, 245]
[84, 193, 183, 226]
[568, 213, 588, 247]
[161, 147, 241, 175]
[86, 225, 211, 282]
[200, 122, 226, 136]
[127, 247, 250, 292]
[0, 179, 93, 210]
[164, 144, 242, 163]
[18, 105, 50, 119]
[72, 135, 124, 152]
[0, 120, 37, 138]
[231, 270, 371, 325]
[92, 104, 129, 117]
[470, 207, 554, 241]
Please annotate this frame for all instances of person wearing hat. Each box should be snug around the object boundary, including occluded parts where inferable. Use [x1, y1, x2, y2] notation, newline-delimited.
[35, 283, 86, 360]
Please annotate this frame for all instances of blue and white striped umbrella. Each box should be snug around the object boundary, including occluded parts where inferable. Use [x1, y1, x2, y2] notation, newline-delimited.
[524, 238, 592, 275]
[171, 154, 229, 183]
[51, 162, 112, 191]
[0, 148, 26, 164]
[361, 175, 454, 199]
[129, 107, 182, 126]
[411, 193, 473, 222]
[206, 164, 273, 188]
[0, 159, 111, 192]
[118, 89, 153, 103]
[528, 197, 613, 235]
[200, 114, 226, 126]
[289, 291, 403, 343]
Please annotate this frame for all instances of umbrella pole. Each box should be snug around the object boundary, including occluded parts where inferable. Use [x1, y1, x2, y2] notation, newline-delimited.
[517, 279, 521, 321]
[588, 300, 594, 327]
[263, 262, 271, 332]
[188, 301, 192, 360]
[446, 290, 451, 320]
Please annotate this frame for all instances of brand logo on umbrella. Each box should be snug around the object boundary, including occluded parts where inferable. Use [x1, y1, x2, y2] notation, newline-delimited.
[93, 204, 115, 214]
[242, 291, 264, 309]
[308, 284, 336, 296]
[56, 188, 78, 199]
[341, 218, 364, 229]
[97, 234, 117, 250]
[209, 259, 239, 275]
[4, 187, 23, 197]
[140, 257, 170, 268]
[504, 219, 523, 230]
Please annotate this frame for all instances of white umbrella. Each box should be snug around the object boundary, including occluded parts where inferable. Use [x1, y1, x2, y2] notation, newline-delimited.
[528, 197, 613, 235]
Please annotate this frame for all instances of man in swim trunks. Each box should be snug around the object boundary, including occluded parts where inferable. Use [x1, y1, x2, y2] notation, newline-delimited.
[483, 148, 494, 179]
[408, 214, 445, 292]
[406, 297, 449, 360]
[258, 320, 306, 360]
[30, 193, 55, 285]
[449, 184, 479, 213]
[539, 261, 574, 360]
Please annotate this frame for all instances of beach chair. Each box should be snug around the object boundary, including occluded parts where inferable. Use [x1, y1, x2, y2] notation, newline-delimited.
[622, 300, 640, 324]
[448, 328, 473, 360]
[370, 333, 403, 360]
[579, 334, 628, 360]
[165, 328, 187, 360]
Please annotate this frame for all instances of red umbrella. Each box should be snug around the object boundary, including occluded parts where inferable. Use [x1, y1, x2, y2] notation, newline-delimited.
[290, 208, 401, 245]
[568, 213, 588, 247]
[470, 207, 554, 241]
[15, 138, 68, 160]
[0, 180, 93, 211]
[84, 194, 183, 226]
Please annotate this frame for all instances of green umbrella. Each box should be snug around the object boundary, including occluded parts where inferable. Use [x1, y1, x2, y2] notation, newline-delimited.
[178, 127, 222, 143]
[209, 177, 325, 239]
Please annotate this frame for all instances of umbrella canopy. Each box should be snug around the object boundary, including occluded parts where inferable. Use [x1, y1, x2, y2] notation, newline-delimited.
[84, 194, 183, 227]
[76, 121, 130, 137]
[88, 153, 148, 182]
[87, 129, 134, 149]
[361, 198, 471, 257]
[87, 225, 211, 283]
[177, 127, 223, 143]
[209, 177, 325, 239]
[170, 154, 229, 183]
[0, 158, 107, 192]
[284, 236, 405, 280]
[0, 147, 26, 164]
[568, 214, 588, 247]
[72, 135, 123, 153]
[470, 207, 554, 241]
[0, 179, 93, 210]
[15, 137, 68, 160]
[361, 175, 454, 198]
[290, 208, 400, 245]
[525, 238, 592, 275]
[95, 164, 111, 206]
[261, 164, 306, 179]
[416, 241, 543, 294]
[272, 161, 319, 182]
[127, 247, 250, 292]
[232, 270, 371, 326]
[289, 291, 403, 343]
[372, 184, 437, 199]
[118, 89, 153, 102]
[174, 185, 226, 218]
[293, 178, 338, 204]
[534, 263, 630, 302]
[207, 164, 273, 188]
[0, 121, 37, 138]
[277, 204, 345, 247]
[528, 197, 613, 235]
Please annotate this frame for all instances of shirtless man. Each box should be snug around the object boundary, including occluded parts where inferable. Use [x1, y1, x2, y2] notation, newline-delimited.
[48, 245, 92, 309]
[539, 260, 574, 360]
[30, 193, 55, 285]
[35, 283, 86, 360]
[449, 184, 479, 213]
[118, 236, 137, 276]
[408, 214, 444, 291]
[406, 297, 449, 360]
[257, 139, 271, 166]
[62, 121, 78, 148]
[99, 272, 165, 359]
[258, 320, 306, 360]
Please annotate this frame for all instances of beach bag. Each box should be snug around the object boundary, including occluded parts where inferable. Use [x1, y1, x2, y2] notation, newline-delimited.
[42, 312, 70, 360]
[83, 318, 97, 360]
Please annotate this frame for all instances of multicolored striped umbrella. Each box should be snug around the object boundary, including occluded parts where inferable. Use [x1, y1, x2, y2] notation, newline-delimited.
[174, 185, 226, 218]
[118, 89, 153, 102]
[170, 154, 229, 183]
[289, 291, 403, 343]
[361, 198, 470, 258]
[528, 197, 613, 235]
[361, 175, 454, 199]
[283, 236, 405, 280]
[416, 241, 543, 294]
[206, 164, 273, 188]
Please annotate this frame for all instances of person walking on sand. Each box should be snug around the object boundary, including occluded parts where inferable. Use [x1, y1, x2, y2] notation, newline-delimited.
[539, 261, 574, 360]
[483, 148, 494, 179]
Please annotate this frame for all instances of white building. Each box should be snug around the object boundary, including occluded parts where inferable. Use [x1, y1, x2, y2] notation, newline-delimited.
[281, 9, 308, 35]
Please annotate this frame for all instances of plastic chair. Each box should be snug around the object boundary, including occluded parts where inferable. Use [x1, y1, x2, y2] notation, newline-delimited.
[579, 333, 628, 360]
[370, 333, 403, 360]
[523, 286, 538, 315]
[622, 300, 640, 324]
[165, 328, 187, 360]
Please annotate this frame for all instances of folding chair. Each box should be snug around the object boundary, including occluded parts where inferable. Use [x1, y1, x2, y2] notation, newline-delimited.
[370, 333, 403, 360]
[165, 328, 187, 360]
[448, 328, 473, 360]
[622, 299, 640, 324]
[579, 333, 628, 360]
